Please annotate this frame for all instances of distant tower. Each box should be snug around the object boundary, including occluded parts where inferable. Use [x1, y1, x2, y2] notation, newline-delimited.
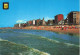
[42, 17, 46, 25]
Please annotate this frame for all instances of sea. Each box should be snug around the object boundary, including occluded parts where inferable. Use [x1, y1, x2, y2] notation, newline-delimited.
[0, 29, 79, 55]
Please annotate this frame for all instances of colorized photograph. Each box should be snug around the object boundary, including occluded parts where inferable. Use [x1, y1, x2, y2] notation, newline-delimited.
[0, 0, 80, 55]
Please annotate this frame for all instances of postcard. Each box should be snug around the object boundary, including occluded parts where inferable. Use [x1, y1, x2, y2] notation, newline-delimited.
[0, 0, 79, 55]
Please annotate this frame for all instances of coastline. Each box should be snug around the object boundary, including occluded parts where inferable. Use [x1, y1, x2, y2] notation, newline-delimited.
[23, 26, 79, 35]
[1, 26, 79, 35]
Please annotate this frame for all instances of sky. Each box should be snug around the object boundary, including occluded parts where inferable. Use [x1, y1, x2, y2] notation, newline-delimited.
[0, 0, 79, 27]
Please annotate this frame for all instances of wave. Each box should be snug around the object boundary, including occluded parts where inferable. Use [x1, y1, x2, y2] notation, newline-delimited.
[0, 38, 50, 55]
[13, 31, 79, 47]
[0, 38, 8, 41]
[37, 36, 79, 47]
[0, 29, 79, 55]
[0, 29, 14, 33]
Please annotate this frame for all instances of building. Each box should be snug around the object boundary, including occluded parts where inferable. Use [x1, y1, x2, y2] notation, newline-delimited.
[58, 19, 64, 25]
[39, 18, 46, 26]
[27, 21, 32, 26]
[47, 20, 53, 25]
[67, 11, 80, 25]
[55, 14, 64, 24]
[14, 24, 19, 27]
[42, 17, 46, 26]
[45, 21, 48, 26]
[32, 20, 36, 26]
[64, 18, 68, 25]
[23, 23, 27, 27]
[14, 23, 27, 27]
[53, 20, 55, 23]
[46, 20, 55, 26]
[35, 19, 41, 26]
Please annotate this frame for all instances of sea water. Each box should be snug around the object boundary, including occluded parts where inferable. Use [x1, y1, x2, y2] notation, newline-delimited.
[0, 29, 79, 55]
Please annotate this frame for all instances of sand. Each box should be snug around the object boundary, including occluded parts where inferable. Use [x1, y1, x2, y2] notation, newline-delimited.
[0, 25, 80, 35]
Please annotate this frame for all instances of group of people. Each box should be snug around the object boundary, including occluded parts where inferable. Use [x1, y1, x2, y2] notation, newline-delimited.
[54, 26, 78, 30]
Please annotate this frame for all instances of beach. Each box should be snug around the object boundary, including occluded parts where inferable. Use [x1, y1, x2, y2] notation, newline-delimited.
[10, 25, 80, 35]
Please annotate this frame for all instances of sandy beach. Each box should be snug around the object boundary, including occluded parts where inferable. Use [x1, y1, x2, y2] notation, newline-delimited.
[9, 25, 79, 35]
[0, 25, 79, 35]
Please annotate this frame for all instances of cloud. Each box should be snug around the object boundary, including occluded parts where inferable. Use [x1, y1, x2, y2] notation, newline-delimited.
[45, 17, 54, 21]
[16, 20, 26, 23]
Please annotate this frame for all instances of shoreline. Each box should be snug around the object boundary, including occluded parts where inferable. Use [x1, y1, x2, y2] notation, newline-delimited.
[0, 26, 79, 35]
[23, 26, 79, 35]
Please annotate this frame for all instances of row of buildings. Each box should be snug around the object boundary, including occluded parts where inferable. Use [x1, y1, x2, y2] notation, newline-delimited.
[14, 11, 80, 27]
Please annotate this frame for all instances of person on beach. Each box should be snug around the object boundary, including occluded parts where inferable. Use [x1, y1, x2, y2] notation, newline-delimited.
[62, 25, 64, 30]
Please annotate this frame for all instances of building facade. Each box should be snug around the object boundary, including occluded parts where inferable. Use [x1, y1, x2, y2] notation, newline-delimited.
[47, 20, 53, 25]
[39, 18, 46, 26]
[32, 20, 36, 25]
[14, 23, 27, 27]
[35, 19, 41, 26]
[28, 21, 32, 26]
[42, 18, 46, 26]
[64, 18, 68, 25]
[67, 11, 80, 25]
[58, 19, 64, 25]
[14, 24, 19, 27]
[55, 14, 64, 24]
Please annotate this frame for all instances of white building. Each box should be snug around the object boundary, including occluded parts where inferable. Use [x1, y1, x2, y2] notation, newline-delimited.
[33, 20, 35, 25]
